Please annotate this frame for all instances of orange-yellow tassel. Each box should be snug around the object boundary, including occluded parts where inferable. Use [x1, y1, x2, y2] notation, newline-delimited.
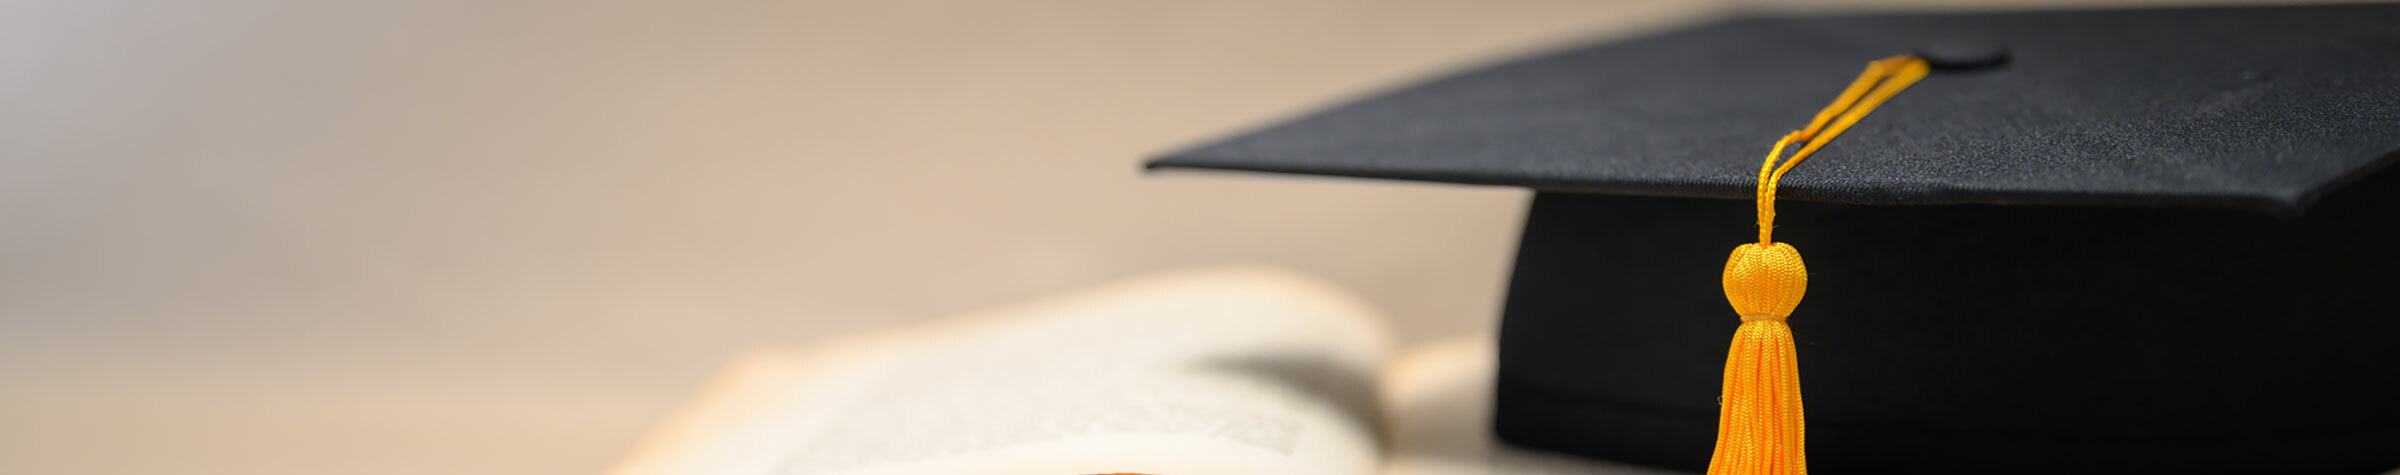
[1711, 242, 1809, 474]
[1705, 55, 1927, 475]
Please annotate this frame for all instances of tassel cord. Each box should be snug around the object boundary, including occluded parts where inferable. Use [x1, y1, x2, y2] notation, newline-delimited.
[1756, 56, 1932, 244]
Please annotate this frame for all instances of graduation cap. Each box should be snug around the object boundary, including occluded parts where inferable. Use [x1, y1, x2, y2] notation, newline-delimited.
[1148, 4, 2400, 474]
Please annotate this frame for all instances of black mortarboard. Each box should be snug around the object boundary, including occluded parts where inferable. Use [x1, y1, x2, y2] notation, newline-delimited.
[1147, 4, 2400, 474]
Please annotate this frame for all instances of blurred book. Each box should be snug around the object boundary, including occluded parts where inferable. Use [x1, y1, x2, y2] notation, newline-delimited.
[607, 267, 1668, 475]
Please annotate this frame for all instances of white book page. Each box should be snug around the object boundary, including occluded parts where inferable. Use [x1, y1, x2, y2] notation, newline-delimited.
[613, 267, 1392, 475]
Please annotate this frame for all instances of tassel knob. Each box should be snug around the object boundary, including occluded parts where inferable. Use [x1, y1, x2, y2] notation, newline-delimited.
[1723, 242, 1808, 319]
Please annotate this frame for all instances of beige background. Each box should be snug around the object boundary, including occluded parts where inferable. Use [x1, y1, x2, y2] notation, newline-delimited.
[0, 0, 2278, 473]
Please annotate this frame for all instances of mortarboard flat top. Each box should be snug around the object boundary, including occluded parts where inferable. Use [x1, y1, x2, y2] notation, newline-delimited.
[1146, 4, 2400, 472]
[1148, 4, 2400, 214]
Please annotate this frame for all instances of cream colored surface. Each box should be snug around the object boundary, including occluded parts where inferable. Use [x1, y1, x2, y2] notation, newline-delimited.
[1382, 336, 1683, 475]
[0, 0, 2281, 474]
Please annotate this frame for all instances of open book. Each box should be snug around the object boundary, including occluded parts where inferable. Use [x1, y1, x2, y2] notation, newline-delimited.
[609, 267, 1673, 475]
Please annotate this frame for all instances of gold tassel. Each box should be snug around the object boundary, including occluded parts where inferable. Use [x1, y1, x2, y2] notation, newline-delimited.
[1706, 55, 1928, 475]
[1712, 242, 1809, 473]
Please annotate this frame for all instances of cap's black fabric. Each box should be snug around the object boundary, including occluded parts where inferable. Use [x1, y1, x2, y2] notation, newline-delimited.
[1491, 168, 2400, 473]
[1149, 4, 2400, 214]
